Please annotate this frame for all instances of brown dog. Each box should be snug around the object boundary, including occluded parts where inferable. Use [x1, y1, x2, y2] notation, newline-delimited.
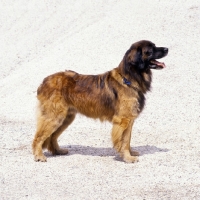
[32, 40, 168, 163]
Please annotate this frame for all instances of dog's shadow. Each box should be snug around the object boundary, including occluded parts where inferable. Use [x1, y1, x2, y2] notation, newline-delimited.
[45, 145, 169, 160]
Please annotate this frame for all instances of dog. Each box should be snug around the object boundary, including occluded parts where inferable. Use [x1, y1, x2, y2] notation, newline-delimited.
[32, 40, 168, 163]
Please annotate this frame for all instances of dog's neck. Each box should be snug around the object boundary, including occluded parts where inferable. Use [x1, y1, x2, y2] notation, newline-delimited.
[122, 77, 131, 86]
[116, 60, 152, 93]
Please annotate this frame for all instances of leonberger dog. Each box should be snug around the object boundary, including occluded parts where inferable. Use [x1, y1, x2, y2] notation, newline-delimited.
[32, 40, 168, 163]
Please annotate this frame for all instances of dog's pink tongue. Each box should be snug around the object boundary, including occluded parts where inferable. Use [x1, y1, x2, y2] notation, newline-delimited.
[151, 60, 166, 68]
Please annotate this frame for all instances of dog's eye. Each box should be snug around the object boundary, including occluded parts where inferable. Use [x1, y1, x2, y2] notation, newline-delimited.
[144, 50, 152, 56]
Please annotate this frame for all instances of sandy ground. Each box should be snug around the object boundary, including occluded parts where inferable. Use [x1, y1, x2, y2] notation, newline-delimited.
[0, 0, 200, 199]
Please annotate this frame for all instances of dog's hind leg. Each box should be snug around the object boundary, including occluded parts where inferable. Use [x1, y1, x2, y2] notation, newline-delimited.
[32, 103, 67, 162]
[111, 116, 138, 163]
[47, 107, 77, 155]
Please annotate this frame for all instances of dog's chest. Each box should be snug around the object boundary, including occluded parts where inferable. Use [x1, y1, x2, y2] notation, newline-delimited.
[137, 91, 145, 113]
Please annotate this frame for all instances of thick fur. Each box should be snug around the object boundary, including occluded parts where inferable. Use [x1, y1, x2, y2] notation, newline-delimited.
[32, 40, 168, 163]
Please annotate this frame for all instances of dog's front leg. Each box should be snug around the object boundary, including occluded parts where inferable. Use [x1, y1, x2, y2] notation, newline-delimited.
[111, 116, 139, 163]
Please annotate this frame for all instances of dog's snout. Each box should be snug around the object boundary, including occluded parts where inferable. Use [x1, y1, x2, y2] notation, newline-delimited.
[164, 48, 168, 53]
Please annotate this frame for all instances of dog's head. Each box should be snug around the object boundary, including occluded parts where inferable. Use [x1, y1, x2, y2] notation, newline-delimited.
[124, 40, 168, 72]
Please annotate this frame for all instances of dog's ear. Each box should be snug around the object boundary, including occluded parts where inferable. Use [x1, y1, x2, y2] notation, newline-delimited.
[124, 47, 145, 72]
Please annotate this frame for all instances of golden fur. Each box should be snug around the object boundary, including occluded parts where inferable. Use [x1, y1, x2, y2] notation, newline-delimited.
[32, 40, 168, 163]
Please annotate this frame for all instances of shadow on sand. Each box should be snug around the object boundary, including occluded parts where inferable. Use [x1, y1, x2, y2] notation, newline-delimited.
[45, 145, 169, 161]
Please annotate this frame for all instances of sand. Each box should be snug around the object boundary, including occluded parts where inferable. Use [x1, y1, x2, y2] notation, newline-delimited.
[0, 0, 200, 199]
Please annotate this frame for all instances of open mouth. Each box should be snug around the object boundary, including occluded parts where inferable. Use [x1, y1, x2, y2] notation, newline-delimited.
[149, 60, 166, 70]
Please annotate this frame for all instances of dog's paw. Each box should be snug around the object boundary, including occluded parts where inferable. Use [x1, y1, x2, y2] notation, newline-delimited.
[123, 155, 139, 163]
[130, 150, 140, 156]
[34, 155, 47, 162]
[55, 148, 69, 155]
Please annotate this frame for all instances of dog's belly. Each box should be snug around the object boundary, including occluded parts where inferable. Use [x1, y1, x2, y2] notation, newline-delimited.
[69, 91, 115, 121]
